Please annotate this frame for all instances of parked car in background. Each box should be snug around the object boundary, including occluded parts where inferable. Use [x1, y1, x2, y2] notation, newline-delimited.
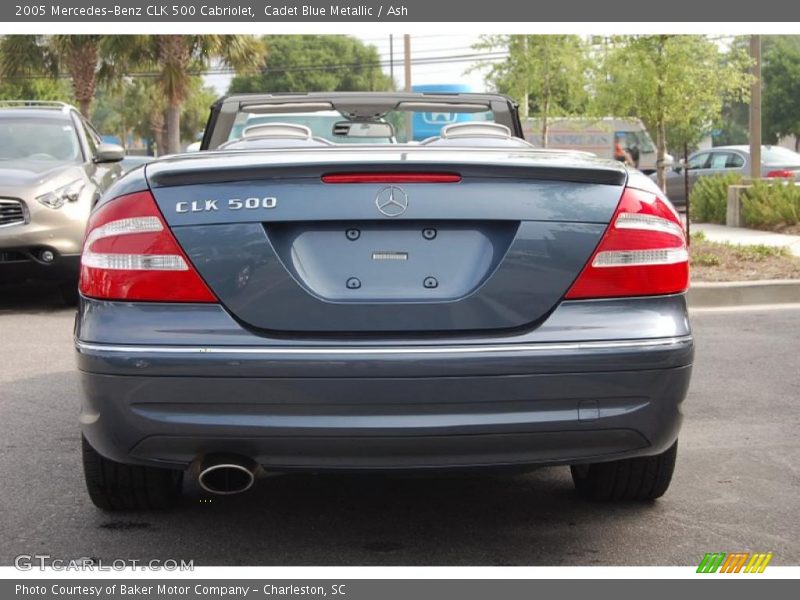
[0, 101, 124, 302]
[656, 145, 800, 208]
[76, 92, 692, 510]
[522, 117, 672, 174]
[119, 154, 154, 174]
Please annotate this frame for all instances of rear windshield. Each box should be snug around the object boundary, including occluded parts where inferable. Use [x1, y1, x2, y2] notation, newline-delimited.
[0, 116, 82, 163]
[229, 107, 496, 144]
[762, 146, 800, 165]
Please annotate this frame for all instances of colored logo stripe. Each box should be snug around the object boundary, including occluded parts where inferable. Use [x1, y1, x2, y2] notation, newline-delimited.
[697, 552, 773, 573]
[697, 553, 726, 573]
[720, 553, 749, 573]
[745, 553, 773, 573]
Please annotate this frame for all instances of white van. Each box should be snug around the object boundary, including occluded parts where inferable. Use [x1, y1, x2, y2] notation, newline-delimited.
[522, 117, 673, 174]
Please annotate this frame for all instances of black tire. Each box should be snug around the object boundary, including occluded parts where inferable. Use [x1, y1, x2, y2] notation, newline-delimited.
[570, 440, 678, 501]
[82, 436, 183, 510]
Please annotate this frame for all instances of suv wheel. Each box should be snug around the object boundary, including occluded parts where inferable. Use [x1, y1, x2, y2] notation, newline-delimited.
[82, 436, 183, 510]
[570, 440, 678, 501]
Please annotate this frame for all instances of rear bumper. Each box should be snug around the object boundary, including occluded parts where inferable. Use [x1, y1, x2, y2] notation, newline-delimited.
[77, 329, 693, 471]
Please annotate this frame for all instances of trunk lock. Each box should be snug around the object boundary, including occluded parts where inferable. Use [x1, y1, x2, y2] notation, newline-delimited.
[423, 276, 438, 289]
[422, 228, 437, 240]
[346, 228, 361, 241]
[346, 277, 362, 289]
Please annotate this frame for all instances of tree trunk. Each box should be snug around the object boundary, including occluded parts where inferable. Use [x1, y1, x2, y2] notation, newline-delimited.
[540, 39, 550, 149]
[655, 37, 668, 191]
[78, 98, 92, 119]
[541, 95, 550, 149]
[155, 128, 168, 157]
[519, 36, 529, 120]
[166, 102, 181, 155]
[656, 118, 667, 191]
[66, 38, 98, 118]
[150, 110, 167, 157]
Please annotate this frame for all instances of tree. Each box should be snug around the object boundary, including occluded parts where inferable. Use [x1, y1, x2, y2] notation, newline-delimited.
[712, 36, 751, 147]
[229, 35, 393, 94]
[473, 35, 588, 146]
[0, 35, 105, 117]
[763, 36, 800, 150]
[104, 35, 266, 154]
[93, 76, 215, 155]
[594, 35, 752, 190]
[0, 76, 72, 103]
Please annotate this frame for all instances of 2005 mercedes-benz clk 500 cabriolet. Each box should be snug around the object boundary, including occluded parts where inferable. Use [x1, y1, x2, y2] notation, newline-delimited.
[75, 93, 693, 509]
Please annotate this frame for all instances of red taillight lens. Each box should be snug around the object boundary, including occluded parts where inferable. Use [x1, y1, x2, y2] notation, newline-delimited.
[322, 172, 461, 184]
[565, 187, 689, 299]
[766, 169, 795, 178]
[79, 191, 217, 302]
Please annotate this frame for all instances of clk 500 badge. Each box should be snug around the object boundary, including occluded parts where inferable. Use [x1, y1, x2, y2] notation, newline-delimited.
[176, 197, 277, 213]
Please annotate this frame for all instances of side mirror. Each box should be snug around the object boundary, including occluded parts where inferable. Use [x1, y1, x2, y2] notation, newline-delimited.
[94, 143, 125, 163]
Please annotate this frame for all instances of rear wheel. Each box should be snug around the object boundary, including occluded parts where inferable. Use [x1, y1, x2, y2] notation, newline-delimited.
[570, 440, 678, 501]
[82, 436, 183, 510]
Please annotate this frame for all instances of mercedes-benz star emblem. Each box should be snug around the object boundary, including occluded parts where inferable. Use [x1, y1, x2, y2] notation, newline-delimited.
[375, 186, 408, 217]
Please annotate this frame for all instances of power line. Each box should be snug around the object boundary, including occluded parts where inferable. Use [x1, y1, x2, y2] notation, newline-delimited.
[1, 51, 509, 82]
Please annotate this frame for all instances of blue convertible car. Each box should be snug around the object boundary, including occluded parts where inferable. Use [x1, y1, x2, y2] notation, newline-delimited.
[75, 93, 692, 509]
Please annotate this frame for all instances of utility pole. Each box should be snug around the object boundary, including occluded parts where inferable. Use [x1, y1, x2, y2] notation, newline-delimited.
[520, 36, 529, 120]
[389, 35, 394, 86]
[404, 34, 412, 141]
[403, 34, 411, 92]
[749, 35, 762, 180]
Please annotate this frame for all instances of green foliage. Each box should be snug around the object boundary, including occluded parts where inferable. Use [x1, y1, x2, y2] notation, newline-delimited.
[593, 35, 752, 188]
[472, 35, 588, 141]
[0, 77, 71, 102]
[595, 36, 751, 147]
[742, 180, 800, 228]
[690, 174, 800, 228]
[102, 35, 267, 153]
[230, 35, 392, 94]
[92, 76, 215, 152]
[0, 35, 103, 115]
[713, 36, 751, 147]
[733, 243, 790, 259]
[763, 36, 800, 149]
[689, 173, 743, 223]
[691, 252, 721, 267]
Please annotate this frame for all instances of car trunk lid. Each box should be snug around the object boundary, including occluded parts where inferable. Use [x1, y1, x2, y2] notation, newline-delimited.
[147, 149, 626, 334]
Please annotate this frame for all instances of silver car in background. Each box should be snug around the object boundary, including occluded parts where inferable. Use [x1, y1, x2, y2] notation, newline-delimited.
[0, 101, 123, 302]
[657, 144, 800, 208]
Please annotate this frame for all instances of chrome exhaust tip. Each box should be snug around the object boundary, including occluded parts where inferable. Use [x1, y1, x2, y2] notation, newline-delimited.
[196, 454, 258, 495]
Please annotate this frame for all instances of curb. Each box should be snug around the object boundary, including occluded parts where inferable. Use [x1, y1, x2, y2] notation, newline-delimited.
[688, 279, 800, 308]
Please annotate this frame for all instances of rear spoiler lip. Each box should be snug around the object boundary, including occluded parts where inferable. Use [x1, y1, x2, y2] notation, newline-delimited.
[146, 161, 628, 188]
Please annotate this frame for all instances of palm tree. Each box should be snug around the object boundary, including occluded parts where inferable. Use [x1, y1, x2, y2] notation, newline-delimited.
[104, 35, 267, 154]
[0, 35, 104, 117]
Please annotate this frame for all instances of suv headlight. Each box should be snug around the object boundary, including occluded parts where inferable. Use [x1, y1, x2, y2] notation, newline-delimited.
[36, 179, 85, 209]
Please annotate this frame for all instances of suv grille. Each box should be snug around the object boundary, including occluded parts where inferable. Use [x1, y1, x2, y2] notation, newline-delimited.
[0, 199, 26, 227]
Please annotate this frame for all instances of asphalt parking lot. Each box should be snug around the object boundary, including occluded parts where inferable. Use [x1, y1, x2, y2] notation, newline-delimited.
[0, 282, 798, 566]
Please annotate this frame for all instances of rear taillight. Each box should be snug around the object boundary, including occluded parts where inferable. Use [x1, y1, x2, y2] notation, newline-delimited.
[766, 169, 795, 178]
[565, 187, 689, 299]
[79, 191, 217, 302]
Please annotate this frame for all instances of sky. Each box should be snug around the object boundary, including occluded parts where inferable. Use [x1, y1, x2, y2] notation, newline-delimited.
[203, 34, 493, 96]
